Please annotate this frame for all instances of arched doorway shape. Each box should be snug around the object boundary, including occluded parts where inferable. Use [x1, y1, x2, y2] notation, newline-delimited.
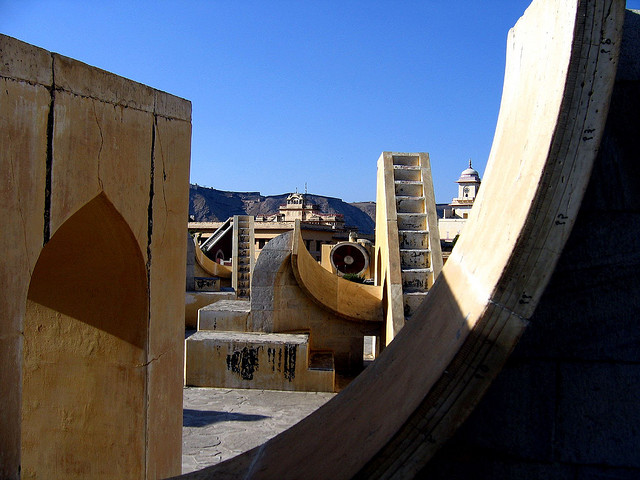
[22, 193, 148, 479]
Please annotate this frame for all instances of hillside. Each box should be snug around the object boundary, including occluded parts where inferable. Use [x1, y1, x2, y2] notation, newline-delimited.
[189, 185, 376, 235]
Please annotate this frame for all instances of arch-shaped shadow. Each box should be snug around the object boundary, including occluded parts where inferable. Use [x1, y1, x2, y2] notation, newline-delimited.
[22, 192, 149, 478]
[26, 193, 147, 347]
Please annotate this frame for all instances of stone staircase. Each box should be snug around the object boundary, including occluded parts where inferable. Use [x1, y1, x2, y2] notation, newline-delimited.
[232, 215, 254, 299]
[392, 155, 438, 319]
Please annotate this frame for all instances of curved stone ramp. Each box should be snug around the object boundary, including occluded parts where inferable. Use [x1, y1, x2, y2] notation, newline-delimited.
[175, 0, 624, 478]
[291, 220, 384, 323]
[193, 236, 232, 278]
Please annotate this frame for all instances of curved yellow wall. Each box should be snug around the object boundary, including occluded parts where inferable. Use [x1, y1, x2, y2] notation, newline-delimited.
[194, 236, 232, 278]
[291, 221, 383, 323]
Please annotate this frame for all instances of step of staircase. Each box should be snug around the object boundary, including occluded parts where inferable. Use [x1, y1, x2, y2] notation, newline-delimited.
[401, 268, 433, 291]
[393, 165, 422, 182]
[185, 331, 334, 392]
[392, 155, 420, 166]
[403, 291, 429, 319]
[397, 213, 427, 231]
[399, 230, 429, 249]
[400, 249, 431, 269]
[197, 299, 250, 331]
[395, 196, 426, 213]
[394, 180, 423, 197]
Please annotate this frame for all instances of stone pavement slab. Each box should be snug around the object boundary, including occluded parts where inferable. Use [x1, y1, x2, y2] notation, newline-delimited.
[182, 387, 336, 474]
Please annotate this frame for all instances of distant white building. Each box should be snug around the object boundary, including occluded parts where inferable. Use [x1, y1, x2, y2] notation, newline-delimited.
[255, 192, 345, 229]
[438, 160, 481, 243]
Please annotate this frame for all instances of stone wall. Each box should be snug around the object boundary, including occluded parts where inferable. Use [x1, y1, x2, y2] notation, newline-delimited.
[0, 34, 191, 479]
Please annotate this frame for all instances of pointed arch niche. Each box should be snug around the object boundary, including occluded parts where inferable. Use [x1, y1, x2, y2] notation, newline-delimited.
[22, 193, 149, 479]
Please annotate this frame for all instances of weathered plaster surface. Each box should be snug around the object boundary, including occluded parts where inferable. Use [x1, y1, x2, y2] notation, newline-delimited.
[0, 34, 191, 479]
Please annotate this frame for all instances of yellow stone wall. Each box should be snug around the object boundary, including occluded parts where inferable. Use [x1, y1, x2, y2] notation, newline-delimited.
[374, 152, 405, 344]
[0, 34, 191, 479]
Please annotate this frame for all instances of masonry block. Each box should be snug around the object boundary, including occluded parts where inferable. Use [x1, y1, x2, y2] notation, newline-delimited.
[185, 290, 236, 330]
[0, 34, 190, 479]
[198, 300, 250, 331]
[185, 331, 334, 392]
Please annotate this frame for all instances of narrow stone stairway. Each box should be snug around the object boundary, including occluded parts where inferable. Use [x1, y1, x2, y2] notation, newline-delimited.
[232, 215, 254, 299]
[392, 155, 437, 320]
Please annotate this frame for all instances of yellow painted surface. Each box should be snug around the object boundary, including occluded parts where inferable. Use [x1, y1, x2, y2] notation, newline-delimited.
[185, 332, 334, 392]
[22, 194, 148, 480]
[0, 43, 50, 475]
[375, 152, 406, 344]
[374, 152, 442, 343]
[146, 114, 191, 477]
[270, 255, 376, 373]
[185, 291, 237, 329]
[1, 34, 191, 479]
[50, 67, 152, 253]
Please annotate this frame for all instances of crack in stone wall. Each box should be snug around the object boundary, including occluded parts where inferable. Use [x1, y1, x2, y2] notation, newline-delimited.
[43, 53, 55, 245]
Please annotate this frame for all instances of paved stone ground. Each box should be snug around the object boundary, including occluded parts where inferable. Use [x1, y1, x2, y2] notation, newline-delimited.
[182, 387, 336, 474]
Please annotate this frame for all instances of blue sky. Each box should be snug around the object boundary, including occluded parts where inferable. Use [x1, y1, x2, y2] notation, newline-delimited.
[3, 1, 638, 203]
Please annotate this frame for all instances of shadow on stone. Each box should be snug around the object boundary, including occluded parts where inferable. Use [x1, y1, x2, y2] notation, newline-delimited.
[183, 409, 270, 427]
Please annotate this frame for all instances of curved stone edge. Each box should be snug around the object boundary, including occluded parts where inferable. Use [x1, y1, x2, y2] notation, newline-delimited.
[357, 0, 626, 477]
[173, 1, 624, 479]
[291, 220, 383, 323]
[193, 236, 232, 278]
[247, 231, 293, 332]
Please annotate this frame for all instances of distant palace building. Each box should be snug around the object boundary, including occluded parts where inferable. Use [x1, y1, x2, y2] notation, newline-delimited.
[190, 192, 359, 263]
[255, 192, 346, 230]
[438, 161, 482, 261]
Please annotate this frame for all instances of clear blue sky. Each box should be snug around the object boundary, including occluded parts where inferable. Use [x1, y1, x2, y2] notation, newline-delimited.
[3, 1, 638, 203]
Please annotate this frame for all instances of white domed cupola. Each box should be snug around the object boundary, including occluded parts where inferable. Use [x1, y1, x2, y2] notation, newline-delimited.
[455, 159, 481, 201]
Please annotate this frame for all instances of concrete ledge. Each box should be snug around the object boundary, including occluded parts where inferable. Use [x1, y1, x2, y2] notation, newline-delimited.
[0, 35, 52, 86]
[54, 53, 155, 112]
[189, 331, 309, 345]
[185, 291, 236, 329]
[198, 300, 251, 332]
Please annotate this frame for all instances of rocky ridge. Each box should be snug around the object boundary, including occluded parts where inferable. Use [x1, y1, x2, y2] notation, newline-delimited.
[189, 185, 376, 235]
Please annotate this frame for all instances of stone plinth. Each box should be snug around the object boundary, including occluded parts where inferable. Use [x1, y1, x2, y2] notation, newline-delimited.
[198, 299, 250, 331]
[185, 331, 334, 392]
